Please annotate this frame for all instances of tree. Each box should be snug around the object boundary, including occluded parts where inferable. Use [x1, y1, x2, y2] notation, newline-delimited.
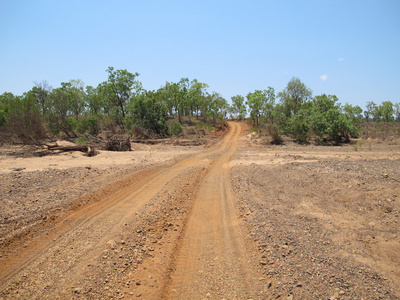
[365, 101, 378, 121]
[85, 85, 105, 115]
[160, 81, 181, 119]
[131, 91, 169, 136]
[31, 81, 52, 115]
[309, 94, 359, 142]
[246, 87, 275, 126]
[207, 92, 228, 125]
[278, 77, 312, 117]
[47, 87, 77, 137]
[0, 92, 15, 114]
[230, 95, 247, 119]
[3, 92, 47, 144]
[99, 67, 142, 130]
[60, 79, 86, 120]
[379, 101, 394, 122]
[394, 102, 400, 121]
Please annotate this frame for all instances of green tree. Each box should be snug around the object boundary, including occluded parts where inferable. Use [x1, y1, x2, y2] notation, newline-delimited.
[207, 92, 228, 125]
[288, 109, 310, 143]
[86, 85, 105, 115]
[191, 80, 209, 119]
[309, 94, 359, 142]
[379, 101, 394, 122]
[365, 101, 378, 121]
[160, 82, 181, 119]
[131, 91, 169, 136]
[394, 102, 400, 121]
[60, 79, 86, 120]
[47, 87, 78, 137]
[31, 81, 52, 115]
[99, 67, 142, 130]
[230, 95, 247, 119]
[278, 77, 312, 117]
[3, 92, 47, 144]
[246, 87, 275, 126]
[0, 92, 15, 115]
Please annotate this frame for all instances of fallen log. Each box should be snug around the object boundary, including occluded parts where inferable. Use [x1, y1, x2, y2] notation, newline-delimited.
[47, 145, 90, 152]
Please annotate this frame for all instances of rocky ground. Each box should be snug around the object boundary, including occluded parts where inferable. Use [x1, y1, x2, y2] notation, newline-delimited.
[232, 137, 400, 299]
[0, 124, 399, 299]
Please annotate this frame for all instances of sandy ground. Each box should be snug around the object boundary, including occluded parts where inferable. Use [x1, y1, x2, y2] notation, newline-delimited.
[0, 122, 399, 299]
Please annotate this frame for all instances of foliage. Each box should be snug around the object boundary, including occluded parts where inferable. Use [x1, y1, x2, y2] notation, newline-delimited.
[288, 113, 310, 143]
[46, 87, 78, 138]
[167, 119, 183, 136]
[246, 87, 275, 126]
[308, 94, 360, 142]
[76, 116, 100, 135]
[131, 91, 169, 136]
[277, 77, 312, 117]
[266, 122, 283, 145]
[1, 92, 47, 144]
[3, 71, 397, 145]
[230, 95, 247, 119]
[0, 110, 6, 128]
[99, 67, 142, 129]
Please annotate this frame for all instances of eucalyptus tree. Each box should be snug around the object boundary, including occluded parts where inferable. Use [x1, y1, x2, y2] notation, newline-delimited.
[160, 81, 182, 121]
[31, 81, 52, 115]
[131, 90, 169, 136]
[99, 67, 142, 130]
[207, 92, 228, 125]
[188, 80, 208, 118]
[246, 87, 275, 126]
[379, 101, 395, 122]
[85, 85, 105, 115]
[60, 79, 86, 120]
[47, 87, 77, 137]
[230, 95, 247, 119]
[278, 77, 312, 117]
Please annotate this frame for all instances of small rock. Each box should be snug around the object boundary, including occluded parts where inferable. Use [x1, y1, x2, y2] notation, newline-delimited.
[107, 240, 117, 250]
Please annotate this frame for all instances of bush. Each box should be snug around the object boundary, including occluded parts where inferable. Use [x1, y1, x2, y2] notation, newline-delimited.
[266, 122, 283, 144]
[288, 115, 309, 143]
[6, 110, 47, 145]
[167, 119, 182, 136]
[132, 93, 169, 136]
[0, 109, 6, 128]
[76, 116, 100, 135]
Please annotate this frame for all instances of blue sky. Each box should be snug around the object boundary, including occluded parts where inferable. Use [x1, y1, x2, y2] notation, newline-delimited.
[1, 0, 399, 109]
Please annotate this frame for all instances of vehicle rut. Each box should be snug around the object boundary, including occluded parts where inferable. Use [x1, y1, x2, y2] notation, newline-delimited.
[0, 121, 266, 299]
[161, 121, 265, 299]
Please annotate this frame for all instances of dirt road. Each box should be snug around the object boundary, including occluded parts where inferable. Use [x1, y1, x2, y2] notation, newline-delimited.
[1, 121, 399, 299]
[0, 121, 266, 299]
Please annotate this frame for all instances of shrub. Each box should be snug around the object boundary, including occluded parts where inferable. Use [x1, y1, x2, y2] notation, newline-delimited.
[76, 116, 100, 135]
[167, 119, 182, 136]
[266, 122, 283, 144]
[0, 109, 6, 128]
[288, 115, 309, 143]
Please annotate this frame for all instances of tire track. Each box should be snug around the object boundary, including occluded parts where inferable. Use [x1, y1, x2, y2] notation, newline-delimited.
[162, 122, 266, 299]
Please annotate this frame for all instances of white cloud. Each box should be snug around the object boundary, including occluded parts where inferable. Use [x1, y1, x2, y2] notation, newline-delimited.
[338, 57, 344, 62]
[320, 75, 328, 81]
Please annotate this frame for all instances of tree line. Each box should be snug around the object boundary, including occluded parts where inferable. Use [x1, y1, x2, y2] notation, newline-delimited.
[1, 67, 399, 145]
[230, 77, 400, 144]
[0, 67, 229, 144]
